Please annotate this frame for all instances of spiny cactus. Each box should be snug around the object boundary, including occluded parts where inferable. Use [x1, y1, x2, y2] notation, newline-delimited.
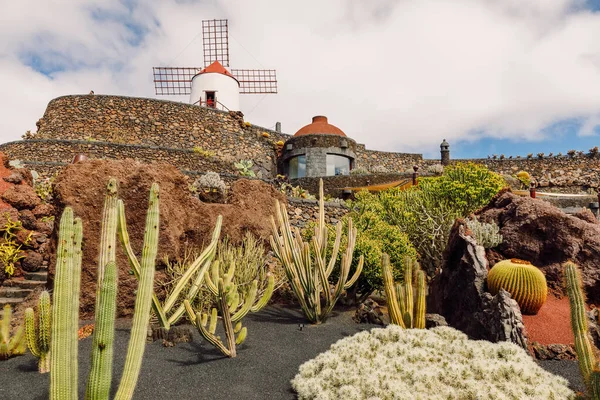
[184, 260, 274, 357]
[564, 261, 600, 399]
[270, 179, 363, 324]
[465, 218, 502, 249]
[50, 179, 159, 400]
[382, 254, 426, 329]
[119, 198, 222, 330]
[0, 304, 26, 360]
[50, 206, 82, 400]
[25, 290, 51, 373]
[487, 259, 547, 315]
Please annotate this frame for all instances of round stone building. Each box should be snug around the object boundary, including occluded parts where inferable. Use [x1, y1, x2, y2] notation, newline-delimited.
[281, 116, 356, 178]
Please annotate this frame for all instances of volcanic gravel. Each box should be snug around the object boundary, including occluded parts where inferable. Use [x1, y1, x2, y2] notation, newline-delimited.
[0, 306, 585, 399]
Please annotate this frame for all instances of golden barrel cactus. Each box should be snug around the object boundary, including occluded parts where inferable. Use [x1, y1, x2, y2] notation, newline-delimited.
[487, 259, 547, 315]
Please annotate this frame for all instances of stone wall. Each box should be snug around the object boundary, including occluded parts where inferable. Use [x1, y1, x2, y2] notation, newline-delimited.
[287, 197, 349, 229]
[16, 95, 429, 179]
[354, 146, 423, 173]
[0, 139, 236, 175]
[453, 157, 600, 191]
[27, 95, 289, 177]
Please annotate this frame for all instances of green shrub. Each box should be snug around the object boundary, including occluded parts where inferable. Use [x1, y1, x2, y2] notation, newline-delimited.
[374, 163, 504, 275]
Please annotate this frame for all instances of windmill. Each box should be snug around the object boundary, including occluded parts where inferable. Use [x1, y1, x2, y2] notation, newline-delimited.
[153, 19, 277, 112]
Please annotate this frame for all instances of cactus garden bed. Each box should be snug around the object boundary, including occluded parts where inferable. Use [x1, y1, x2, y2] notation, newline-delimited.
[0, 305, 586, 399]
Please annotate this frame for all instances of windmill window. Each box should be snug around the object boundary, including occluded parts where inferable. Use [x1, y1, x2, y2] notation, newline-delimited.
[205, 91, 216, 108]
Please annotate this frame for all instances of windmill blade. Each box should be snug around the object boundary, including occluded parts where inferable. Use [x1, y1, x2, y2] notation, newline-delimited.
[202, 19, 230, 67]
[152, 67, 200, 95]
[231, 69, 278, 94]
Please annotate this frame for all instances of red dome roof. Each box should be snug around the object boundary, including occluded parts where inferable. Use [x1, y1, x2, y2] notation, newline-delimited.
[294, 116, 346, 137]
[197, 61, 237, 81]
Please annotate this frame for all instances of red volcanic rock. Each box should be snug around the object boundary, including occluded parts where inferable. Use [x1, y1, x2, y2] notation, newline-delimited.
[1, 185, 41, 210]
[477, 190, 600, 304]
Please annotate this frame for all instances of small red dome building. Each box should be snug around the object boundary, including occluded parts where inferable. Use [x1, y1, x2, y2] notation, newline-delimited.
[281, 116, 356, 178]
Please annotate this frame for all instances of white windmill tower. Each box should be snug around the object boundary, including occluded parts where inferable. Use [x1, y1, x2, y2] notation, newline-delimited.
[152, 19, 277, 111]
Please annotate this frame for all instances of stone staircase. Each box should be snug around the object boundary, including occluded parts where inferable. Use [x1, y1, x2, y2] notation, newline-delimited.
[0, 270, 48, 307]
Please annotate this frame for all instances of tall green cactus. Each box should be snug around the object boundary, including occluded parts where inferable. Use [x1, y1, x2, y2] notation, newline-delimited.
[25, 290, 52, 373]
[50, 180, 159, 400]
[85, 178, 119, 400]
[50, 207, 82, 400]
[270, 179, 363, 324]
[0, 303, 26, 360]
[119, 200, 222, 331]
[564, 261, 600, 399]
[382, 254, 426, 329]
[184, 260, 274, 357]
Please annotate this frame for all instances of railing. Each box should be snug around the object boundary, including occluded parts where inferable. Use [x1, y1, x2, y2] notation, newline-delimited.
[191, 99, 231, 112]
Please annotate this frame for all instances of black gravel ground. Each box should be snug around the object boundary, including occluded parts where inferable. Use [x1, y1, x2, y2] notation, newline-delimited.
[0, 306, 585, 399]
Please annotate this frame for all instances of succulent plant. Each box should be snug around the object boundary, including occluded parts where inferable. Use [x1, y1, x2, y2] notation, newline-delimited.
[564, 261, 600, 399]
[270, 179, 364, 324]
[25, 290, 51, 373]
[0, 304, 25, 360]
[50, 179, 159, 400]
[184, 259, 273, 357]
[382, 254, 426, 329]
[487, 259, 547, 315]
[465, 218, 502, 249]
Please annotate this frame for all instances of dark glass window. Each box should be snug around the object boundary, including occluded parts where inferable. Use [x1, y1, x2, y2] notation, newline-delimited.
[288, 155, 306, 178]
[326, 154, 350, 176]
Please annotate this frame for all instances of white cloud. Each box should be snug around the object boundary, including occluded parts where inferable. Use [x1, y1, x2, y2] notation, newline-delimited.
[0, 0, 599, 154]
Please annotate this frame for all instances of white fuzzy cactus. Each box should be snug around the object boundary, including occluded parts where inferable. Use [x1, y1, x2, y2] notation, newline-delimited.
[292, 326, 574, 400]
[195, 171, 226, 193]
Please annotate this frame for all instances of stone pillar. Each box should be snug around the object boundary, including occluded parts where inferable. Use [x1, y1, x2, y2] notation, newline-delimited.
[275, 122, 281, 133]
[440, 139, 450, 166]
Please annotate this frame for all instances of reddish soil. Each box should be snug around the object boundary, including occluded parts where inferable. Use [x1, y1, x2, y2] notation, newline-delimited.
[522, 294, 574, 345]
[0, 152, 16, 209]
[51, 159, 286, 318]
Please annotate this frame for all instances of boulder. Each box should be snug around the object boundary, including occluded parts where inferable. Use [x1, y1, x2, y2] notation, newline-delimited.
[428, 220, 528, 348]
[477, 190, 600, 303]
[21, 251, 43, 272]
[1, 185, 41, 209]
[425, 313, 448, 329]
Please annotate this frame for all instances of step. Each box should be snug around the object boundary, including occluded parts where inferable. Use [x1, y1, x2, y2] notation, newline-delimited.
[0, 287, 32, 298]
[0, 297, 24, 306]
[24, 271, 48, 282]
[3, 279, 47, 289]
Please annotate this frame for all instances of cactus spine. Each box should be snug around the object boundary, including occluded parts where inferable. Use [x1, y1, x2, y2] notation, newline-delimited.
[0, 304, 26, 360]
[270, 179, 363, 324]
[184, 260, 274, 357]
[119, 201, 222, 330]
[25, 290, 51, 373]
[382, 254, 426, 329]
[564, 261, 600, 399]
[487, 258, 547, 315]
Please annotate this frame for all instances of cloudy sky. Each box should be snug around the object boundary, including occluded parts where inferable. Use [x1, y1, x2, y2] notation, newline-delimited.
[2, 0, 600, 159]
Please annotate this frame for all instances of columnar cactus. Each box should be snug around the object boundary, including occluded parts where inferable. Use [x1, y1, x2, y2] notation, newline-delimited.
[50, 180, 159, 400]
[25, 290, 52, 373]
[119, 203, 222, 331]
[184, 260, 274, 358]
[0, 304, 26, 360]
[382, 254, 426, 329]
[270, 179, 364, 324]
[487, 259, 547, 315]
[565, 261, 600, 399]
[50, 207, 82, 400]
